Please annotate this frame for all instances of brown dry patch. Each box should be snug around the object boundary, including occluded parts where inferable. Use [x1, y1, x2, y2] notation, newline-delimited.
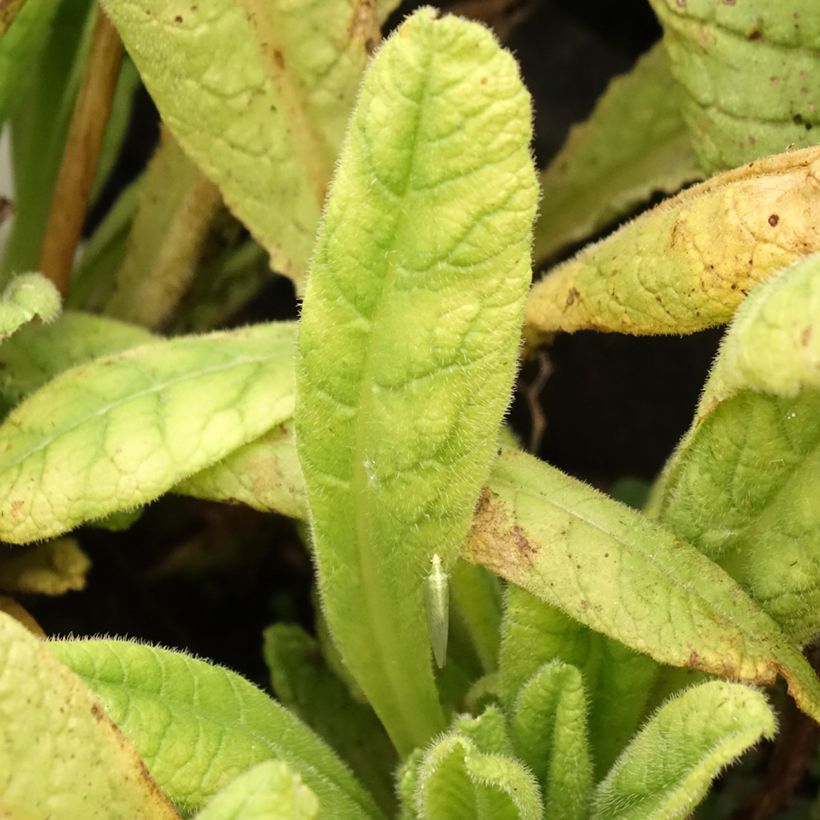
[349, 0, 380, 54]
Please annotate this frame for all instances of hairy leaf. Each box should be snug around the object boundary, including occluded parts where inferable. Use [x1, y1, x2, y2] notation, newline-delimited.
[296, 7, 537, 753]
[463, 448, 820, 723]
[263, 624, 397, 814]
[650, 0, 820, 172]
[525, 146, 820, 340]
[510, 662, 592, 820]
[0, 272, 61, 341]
[48, 639, 383, 818]
[0, 613, 178, 818]
[591, 681, 775, 820]
[0, 322, 295, 543]
[649, 256, 820, 644]
[100, 0, 385, 289]
[0, 538, 90, 594]
[534, 42, 701, 265]
[500, 585, 656, 777]
[193, 761, 318, 820]
[106, 128, 221, 329]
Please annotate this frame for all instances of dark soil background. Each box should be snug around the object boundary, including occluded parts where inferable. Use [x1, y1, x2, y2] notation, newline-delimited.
[33, 4, 808, 814]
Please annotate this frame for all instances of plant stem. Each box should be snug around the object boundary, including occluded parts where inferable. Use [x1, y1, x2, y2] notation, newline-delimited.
[38, 7, 123, 295]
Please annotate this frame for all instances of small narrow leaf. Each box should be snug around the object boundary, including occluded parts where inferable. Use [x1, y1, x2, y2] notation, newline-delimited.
[100, 0, 386, 289]
[0, 272, 61, 341]
[510, 662, 592, 820]
[650, 0, 820, 172]
[0, 538, 90, 594]
[296, 7, 538, 754]
[463, 448, 820, 724]
[649, 256, 820, 644]
[591, 681, 776, 820]
[263, 624, 397, 815]
[105, 129, 222, 329]
[534, 42, 701, 265]
[0, 322, 295, 543]
[193, 761, 318, 820]
[0, 613, 178, 818]
[48, 639, 383, 818]
[525, 146, 820, 339]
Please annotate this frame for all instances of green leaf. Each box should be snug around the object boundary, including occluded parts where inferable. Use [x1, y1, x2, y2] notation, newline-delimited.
[534, 42, 701, 265]
[591, 681, 776, 820]
[415, 730, 543, 820]
[0, 322, 295, 543]
[0, 272, 61, 342]
[48, 639, 383, 818]
[649, 256, 820, 644]
[100, 0, 385, 290]
[524, 146, 820, 340]
[105, 129, 222, 329]
[649, 0, 820, 173]
[499, 585, 656, 777]
[296, 7, 538, 754]
[463, 448, 820, 724]
[193, 761, 318, 820]
[450, 559, 502, 673]
[510, 662, 592, 820]
[263, 624, 397, 815]
[0, 613, 178, 818]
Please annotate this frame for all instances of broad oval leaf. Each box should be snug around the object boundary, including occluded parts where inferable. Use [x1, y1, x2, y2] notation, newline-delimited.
[525, 146, 820, 340]
[591, 681, 775, 820]
[0, 613, 178, 818]
[650, 0, 820, 172]
[193, 761, 318, 820]
[296, 8, 538, 753]
[0, 322, 295, 543]
[100, 0, 387, 289]
[462, 448, 820, 724]
[649, 256, 820, 644]
[48, 639, 383, 818]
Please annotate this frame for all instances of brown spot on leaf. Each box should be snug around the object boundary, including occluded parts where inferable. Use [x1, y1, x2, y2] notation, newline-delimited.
[747, 29, 762, 41]
[90, 702, 103, 720]
[565, 287, 580, 309]
[801, 325, 812, 347]
[174, 14, 182, 23]
[768, 213, 780, 226]
[273, 50, 285, 70]
[9, 500, 24, 518]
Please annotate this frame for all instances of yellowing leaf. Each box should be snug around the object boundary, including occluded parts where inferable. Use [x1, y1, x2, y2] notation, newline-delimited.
[99, 0, 384, 289]
[525, 146, 820, 340]
[0, 538, 90, 594]
[463, 448, 820, 724]
[296, 8, 538, 753]
[0, 612, 178, 818]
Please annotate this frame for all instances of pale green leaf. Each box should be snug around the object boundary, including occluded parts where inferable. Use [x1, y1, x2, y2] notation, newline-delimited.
[510, 662, 592, 820]
[534, 42, 701, 265]
[415, 731, 543, 820]
[463, 448, 820, 723]
[263, 624, 397, 815]
[591, 681, 776, 820]
[649, 256, 820, 644]
[500, 585, 656, 778]
[650, 0, 820, 173]
[105, 129, 222, 329]
[451, 706, 513, 756]
[450, 559, 502, 673]
[296, 7, 538, 754]
[0, 537, 90, 594]
[48, 639, 383, 818]
[524, 145, 820, 340]
[193, 761, 318, 820]
[99, 0, 384, 290]
[0, 272, 61, 341]
[396, 748, 425, 820]
[0, 613, 178, 818]
[0, 322, 295, 543]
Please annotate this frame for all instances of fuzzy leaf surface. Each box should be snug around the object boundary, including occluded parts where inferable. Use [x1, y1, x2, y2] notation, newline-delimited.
[649, 256, 820, 644]
[48, 639, 383, 818]
[591, 681, 775, 820]
[650, 0, 820, 172]
[525, 146, 820, 339]
[0, 322, 295, 543]
[296, 7, 537, 754]
[0, 613, 178, 818]
[0, 272, 61, 342]
[99, 0, 384, 289]
[534, 42, 701, 265]
[463, 448, 820, 723]
[193, 761, 318, 820]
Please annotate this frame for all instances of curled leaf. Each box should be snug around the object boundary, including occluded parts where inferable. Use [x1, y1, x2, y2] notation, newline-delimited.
[0, 272, 61, 342]
[525, 146, 820, 339]
[0, 537, 90, 594]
